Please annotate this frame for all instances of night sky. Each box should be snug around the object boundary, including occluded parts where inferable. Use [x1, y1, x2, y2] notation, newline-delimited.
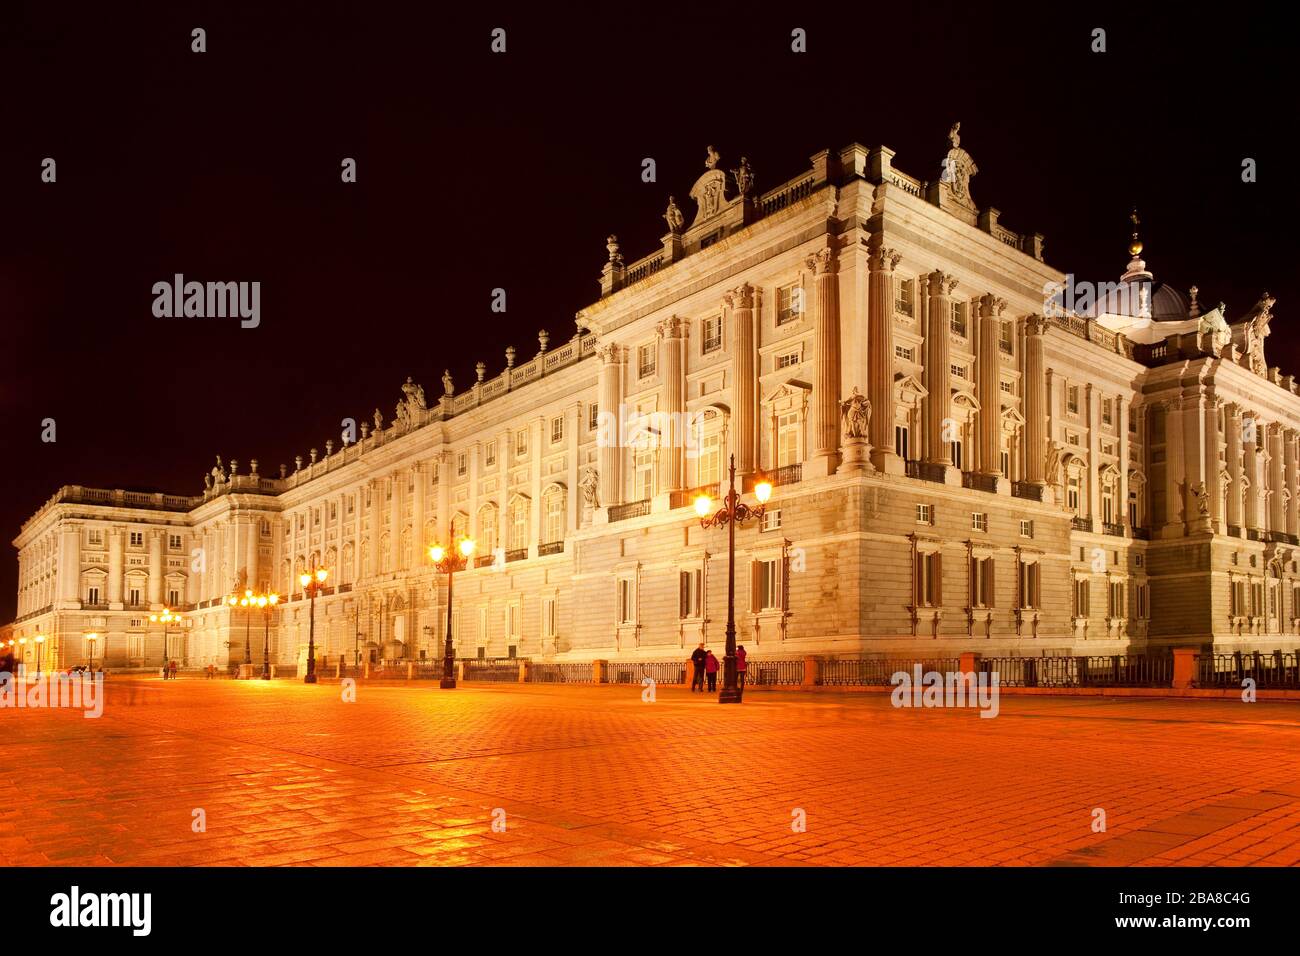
[1, 1, 1295, 621]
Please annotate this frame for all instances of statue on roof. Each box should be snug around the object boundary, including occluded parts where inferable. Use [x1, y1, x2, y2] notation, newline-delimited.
[942, 122, 978, 208]
[704, 145, 721, 170]
[732, 157, 755, 197]
[663, 196, 684, 235]
[690, 147, 729, 225]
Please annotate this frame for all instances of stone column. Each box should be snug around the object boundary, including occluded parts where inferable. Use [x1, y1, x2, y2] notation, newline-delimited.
[108, 526, 125, 606]
[1163, 399, 1185, 535]
[658, 316, 686, 491]
[726, 283, 759, 479]
[1226, 404, 1244, 530]
[147, 530, 163, 605]
[597, 342, 624, 507]
[245, 516, 259, 591]
[1087, 385, 1102, 523]
[977, 294, 1005, 476]
[1269, 423, 1285, 532]
[413, 462, 426, 553]
[59, 524, 80, 604]
[1118, 396, 1131, 530]
[868, 246, 903, 474]
[1023, 316, 1048, 486]
[806, 247, 841, 475]
[923, 271, 954, 466]
[1244, 414, 1263, 530]
[391, 471, 404, 571]
[436, 452, 452, 543]
[567, 403, 582, 533]
[1286, 429, 1299, 538]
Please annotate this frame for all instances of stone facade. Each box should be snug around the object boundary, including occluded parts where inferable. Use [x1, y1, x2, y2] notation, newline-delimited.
[10, 130, 1300, 671]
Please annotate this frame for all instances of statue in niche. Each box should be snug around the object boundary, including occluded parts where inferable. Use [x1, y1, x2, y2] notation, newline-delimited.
[1044, 444, 1062, 486]
[580, 467, 600, 511]
[841, 388, 871, 440]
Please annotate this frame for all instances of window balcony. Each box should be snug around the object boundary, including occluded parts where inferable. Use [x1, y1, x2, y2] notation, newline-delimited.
[670, 485, 716, 510]
[961, 471, 999, 494]
[905, 460, 947, 484]
[1102, 522, 1125, 537]
[608, 499, 651, 522]
[474, 554, 495, 568]
[505, 548, 528, 563]
[1011, 480, 1045, 502]
[1071, 516, 1094, 533]
[537, 541, 564, 557]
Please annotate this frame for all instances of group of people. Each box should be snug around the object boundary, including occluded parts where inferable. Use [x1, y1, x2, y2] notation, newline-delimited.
[160, 659, 179, 679]
[689, 642, 747, 696]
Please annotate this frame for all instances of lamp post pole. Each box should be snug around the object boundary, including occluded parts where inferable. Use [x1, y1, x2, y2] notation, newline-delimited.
[35, 635, 46, 676]
[430, 539, 476, 690]
[694, 455, 772, 704]
[261, 594, 278, 680]
[300, 568, 328, 684]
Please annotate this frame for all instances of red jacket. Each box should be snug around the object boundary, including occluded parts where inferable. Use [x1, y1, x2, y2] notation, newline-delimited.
[705, 652, 718, 673]
[735, 648, 747, 671]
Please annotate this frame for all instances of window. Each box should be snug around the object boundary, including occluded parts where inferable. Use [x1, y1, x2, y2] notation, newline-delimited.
[515, 430, 527, 456]
[1067, 474, 1082, 514]
[916, 503, 933, 525]
[970, 556, 994, 608]
[1018, 560, 1041, 609]
[618, 578, 636, 624]
[1066, 385, 1080, 415]
[329, 503, 337, 522]
[457, 453, 468, 476]
[128, 587, 142, 607]
[86, 585, 101, 606]
[754, 558, 783, 611]
[88, 529, 103, 547]
[1019, 519, 1034, 538]
[128, 635, 144, 658]
[508, 497, 529, 552]
[776, 351, 800, 369]
[451, 512, 468, 543]
[634, 451, 654, 501]
[129, 532, 143, 547]
[477, 505, 498, 558]
[777, 412, 800, 467]
[698, 432, 722, 487]
[999, 321, 1014, 354]
[952, 440, 964, 470]
[168, 534, 181, 549]
[1108, 580, 1125, 618]
[541, 596, 557, 639]
[588, 404, 600, 431]
[895, 278, 914, 317]
[1102, 398, 1114, 425]
[777, 283, 801, 325]
[168, 588, 180, 607]
[702, 315, 722, 353]
[1000, 449, 1010, 477]
[1074, 578, 1090, 617]
[485, 441, 497, 468]
[542, 486, 565, 545]
[1102, 486, 1116, 524]
[950, 363, 967, 380]
[895, 425, 910, 460]
[950, 301, 967, 337]
[914, 550, 941, 607]
[1136, 583, 1149, 619]
[679, 569, 703, 619]
[507, 603, 520, 642]
[1000, 380, 1014, 394]
[638, 343, 656, 378]
[894, 344, 914, 362]
[550, 416, 564, 444]
[262, 519, 273, 534]
[971, 512, 987, 532]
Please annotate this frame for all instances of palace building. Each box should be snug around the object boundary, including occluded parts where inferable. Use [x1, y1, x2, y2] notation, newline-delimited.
[9, 126, 1298, 672]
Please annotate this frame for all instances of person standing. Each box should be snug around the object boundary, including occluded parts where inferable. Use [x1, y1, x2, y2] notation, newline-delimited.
[705, 649, 719, 692]
[690, 642, 707, 692]
[735, 645, 748, 700]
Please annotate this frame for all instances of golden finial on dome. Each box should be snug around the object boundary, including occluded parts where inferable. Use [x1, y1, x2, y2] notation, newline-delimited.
[1128, 207, 1143, 257]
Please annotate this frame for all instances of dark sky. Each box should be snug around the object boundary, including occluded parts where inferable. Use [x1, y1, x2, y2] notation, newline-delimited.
[1, 1, 1295, 620]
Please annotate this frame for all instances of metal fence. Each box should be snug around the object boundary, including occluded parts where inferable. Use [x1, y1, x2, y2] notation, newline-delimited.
[460, 658, 521, 682]
[605, 661, 687, 685]
[528, 662, 595, 684]
[821, 658, 960, 686]
[981, 654, 1173, 688]
[1197, 651, 1300, 689]
[745, 659, 804, 686]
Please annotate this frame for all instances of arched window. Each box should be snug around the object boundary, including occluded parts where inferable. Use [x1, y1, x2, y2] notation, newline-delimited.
[341, 543, 354, 586]
[400, 527, 413, 569]
[508, 496, 529, 552]
[379, 534, 391, 573]
[542, 485, 566, 545]
[451, 512, 468, 544]
[325, 547, 338, 582]
[361, 540, 371, 578]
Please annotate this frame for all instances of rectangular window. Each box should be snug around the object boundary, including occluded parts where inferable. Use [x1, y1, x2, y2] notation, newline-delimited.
[970, 556, 994, 608]
[999, 380, 1014, 394]
[777, 412, 800, 467]
[618, 579, 636, 624]
[702, 315, 722, 353]
[1019, 519, 1034, 538]
[698, 433, 722, 487]
[329, 503, 337, 522]
[1109, 580, 1125, 618]
[507, 604, 520, 641]
[776, 351, 800, 369]
[760, 509, 782, 532]
[128, 635, 144, 658]
[485, 441, 497, 467]
[168, 534, 181, 549]
[777, 283, 801, 325]
[950, 363, 967, 380]
[588, 403, 600, 431]
[895, 278, 914, 317]
[754, 558, 782, 611]
[129, 532, 143, 547]
[638, 343, 656, 378]
[1136, 583, 1149, 619]
[88, 529, 103, 547]
[915, 551, 941, 607]
[971, 512, 987, 532]
[1067, 385, 1080, 414]
[634, 451, 654, 501]
[679, 568, 703, 619]
[950, 301, 967, 337]
[1019, 560, 1041, 609]
[999, 321, 1014, 354]
[1102, 398, 1114, 425]
[952, 440, 964, 470]
[541, 596, 556, 638]
[550, 417, 564, 444]
[457, 453, 468, 476]
[1067, 475, 1082, 514]
[516, 430, 527, 456]
[916, 503, 932, 525]
[894, 344, 914, 362]
[128, 587, 142, 607]
[1074, 578, 1090, 617]
[86, 586, 101, 606]
[262, 519, 273, 534]
[168, 588, 180, 607]
[895, 425, 910, 460]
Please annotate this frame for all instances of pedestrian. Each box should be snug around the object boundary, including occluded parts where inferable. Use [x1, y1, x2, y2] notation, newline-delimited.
[736, 645, 748, 699]
[170, 659, 178, 680]
[705, 649, 719, 692]
[690, 642, 707, 692]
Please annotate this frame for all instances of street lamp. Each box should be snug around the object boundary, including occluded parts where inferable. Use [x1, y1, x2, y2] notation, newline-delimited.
[86, 632, 98, 673]
[17, 637, 28, 673]
[149, 608, 183, 675]
[694, 454, 772, 704]
[257, 593, 279, 680]
[227, 589, 256, 669]
[34, 634, 47, 676]
[429, 538, 476, 690]
[299, 567, 328, 684]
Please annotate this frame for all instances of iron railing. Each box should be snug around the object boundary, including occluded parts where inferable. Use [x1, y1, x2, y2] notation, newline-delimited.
[608, 499, 651, 522]
[1071, 516, 1094, 532]
[962, 472, 999, 493]
[460, 658, 521, 682]
[537, 540, 564, 556]
[820, 658, 961, 686]
[670, 485, 717, 510]
[906, 460, 947, 484]
[528, 662, 595, 683]
[1011, 481, 1044, 502]
[1196, 651, 1300, 689]
[606, 661, 688, 685]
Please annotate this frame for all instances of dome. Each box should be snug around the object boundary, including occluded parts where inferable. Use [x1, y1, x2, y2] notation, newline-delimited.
[1151, 285, 1189, 322]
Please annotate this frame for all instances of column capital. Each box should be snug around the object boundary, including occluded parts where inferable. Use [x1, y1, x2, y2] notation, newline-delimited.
[979, 293, 1007, 318]
[656, 314, 687, 340]
[868, 246, 902, 273]
[723, 284, 756, 310]
[1025, 313, 1049, 336]
[805, 247, 838, 277]
[927, 270, 955, 294]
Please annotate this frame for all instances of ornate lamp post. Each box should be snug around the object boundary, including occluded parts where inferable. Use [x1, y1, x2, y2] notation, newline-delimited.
[34, 635, 47, 676]
[693, 454, 772, 704]
[429, 538, 476, 690]
[228, 589, 255, 669]
[17, 637, 28, 673]
[86, 632, 98, 673]
[258, 593, 279, 680]
[149, 609, 183, 674]
[299, 568, 328, 684]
